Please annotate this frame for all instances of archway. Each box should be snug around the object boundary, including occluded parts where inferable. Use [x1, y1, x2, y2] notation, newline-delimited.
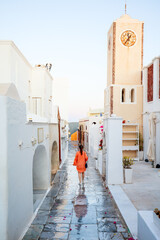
[51, 141, 59, 182]
[32, 145, 49, 210]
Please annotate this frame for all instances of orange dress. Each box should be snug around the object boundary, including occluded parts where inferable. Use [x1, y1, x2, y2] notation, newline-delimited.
[73, 151, 88, 173]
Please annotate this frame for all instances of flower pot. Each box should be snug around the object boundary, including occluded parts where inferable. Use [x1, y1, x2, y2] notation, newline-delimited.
[153, 211, 160, 229]
[124, 168, 133, 184]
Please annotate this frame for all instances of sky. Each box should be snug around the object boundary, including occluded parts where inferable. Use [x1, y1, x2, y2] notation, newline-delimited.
[0, 0, 160, 122]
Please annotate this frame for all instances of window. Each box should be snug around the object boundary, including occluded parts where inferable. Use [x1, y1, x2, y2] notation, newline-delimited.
[122, 88, 125, 102]
[131, 89, 135, 102]
[32, 97, 42, 116]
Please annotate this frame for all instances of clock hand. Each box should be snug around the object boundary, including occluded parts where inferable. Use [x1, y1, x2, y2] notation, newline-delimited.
[125, 34, 131, 44]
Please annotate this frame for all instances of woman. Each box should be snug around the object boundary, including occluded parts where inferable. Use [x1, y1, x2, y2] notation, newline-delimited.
[73, 145, 88, 186]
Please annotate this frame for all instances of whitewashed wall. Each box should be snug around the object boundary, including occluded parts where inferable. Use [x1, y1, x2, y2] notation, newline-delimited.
[0, 41, 64, 240]
[143, 57, 160, 164]
[61, 119, 68, 164]
[0, 41, 32, 111]
[0, 41, 54, 122]
[31, 67, 53, 119]
[104, 116, 123, 185]
[0, 96, 53, 240]
[90, 124, 100, 159]
[79, 116, 103, 157]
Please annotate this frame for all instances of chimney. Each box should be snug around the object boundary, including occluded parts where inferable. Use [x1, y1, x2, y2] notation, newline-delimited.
[45, 63, 52, 71]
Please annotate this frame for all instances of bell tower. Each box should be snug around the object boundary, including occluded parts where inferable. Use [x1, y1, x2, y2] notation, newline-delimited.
[104, 14, 144, 131]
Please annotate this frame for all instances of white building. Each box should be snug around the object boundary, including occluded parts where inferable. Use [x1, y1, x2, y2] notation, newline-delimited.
[0, 41, 68, 240]
[53, 77, 69, 164]
[143, 57, 160, 166]
[53, 77, 69, 121]
[79, 112, 104, 158]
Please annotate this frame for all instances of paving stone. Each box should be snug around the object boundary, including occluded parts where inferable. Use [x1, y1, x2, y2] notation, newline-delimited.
[51, 204, 73, 211]
[96, 205, 117, 214]
[116, 223, 127, 232]
[44, 223, 70, 233]
[32, 211, 50, 225]
[69, 224, 98, 239]
[98, 218, 117, 232]
[99, 232, 124, 240]
[22, 225, 43, 240]
[71, 206, 97, 224]
[97, 217, 121, 223]
[40, 197, 55, 211]
[56, 194, 75, 200]
[47, 187, 60, 198]
[47, 215, 72, 224]
[49, 209, 72, 216]
[23, 142, 130, 240]
[54, 198, 74, 205]
[121, 232, 132, 239]
[40, 231, 68, 239]
[97, 208, 118, 218]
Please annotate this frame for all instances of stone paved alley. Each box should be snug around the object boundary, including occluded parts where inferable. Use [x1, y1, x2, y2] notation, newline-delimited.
[23, 142, 132, 240]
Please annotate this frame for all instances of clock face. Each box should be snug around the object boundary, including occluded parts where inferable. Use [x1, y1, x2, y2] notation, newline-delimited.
[121, 30, 136, 47]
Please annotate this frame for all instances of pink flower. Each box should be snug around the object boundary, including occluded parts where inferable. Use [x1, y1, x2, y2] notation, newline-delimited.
[105, 212, 107, 214]
[70, 228, 72, 231]
[114, 221, 116, 224]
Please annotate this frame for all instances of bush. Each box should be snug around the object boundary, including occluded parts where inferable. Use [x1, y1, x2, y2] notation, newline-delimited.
[123, 156, 134, 169]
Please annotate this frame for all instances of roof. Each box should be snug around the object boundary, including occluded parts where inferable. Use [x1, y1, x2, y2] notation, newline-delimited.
[115, 14, 143, 23]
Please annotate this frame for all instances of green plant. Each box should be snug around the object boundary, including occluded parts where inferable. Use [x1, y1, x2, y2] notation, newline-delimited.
[123, 156, 134, 169]
[154, 208, 160, 219]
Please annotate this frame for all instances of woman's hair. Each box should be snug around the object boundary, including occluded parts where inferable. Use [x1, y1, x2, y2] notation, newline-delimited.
[79, 144, 83, 155]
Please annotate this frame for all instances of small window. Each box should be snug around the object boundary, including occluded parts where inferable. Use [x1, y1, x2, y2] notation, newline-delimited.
[131, 89, 135, 102]
[32, 97, 42, 116]
[122, 88, 125, 102]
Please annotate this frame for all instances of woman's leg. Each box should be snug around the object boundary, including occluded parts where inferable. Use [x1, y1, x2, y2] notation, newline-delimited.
[78, 172, 82, 184]
[82, 172, 84, 182]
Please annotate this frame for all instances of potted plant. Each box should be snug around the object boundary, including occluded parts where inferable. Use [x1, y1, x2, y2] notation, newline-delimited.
[153, 208, 160, 228]
[123, 156, 134, 183]
[139, 133, 144, 161]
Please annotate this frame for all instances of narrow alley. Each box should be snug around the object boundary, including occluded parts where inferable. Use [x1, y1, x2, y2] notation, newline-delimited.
[23, 142, 131, 240]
